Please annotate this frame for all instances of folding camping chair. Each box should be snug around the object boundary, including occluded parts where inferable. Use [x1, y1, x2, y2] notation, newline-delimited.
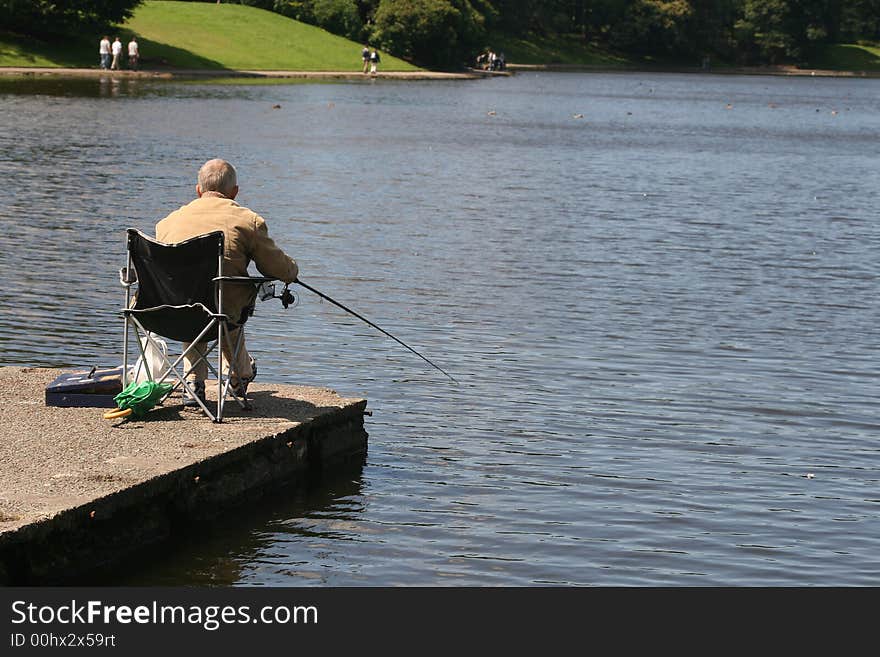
[118, 228, 274, 422]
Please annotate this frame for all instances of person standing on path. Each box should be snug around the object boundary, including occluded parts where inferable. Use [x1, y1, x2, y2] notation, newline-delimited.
[362, 45, 370, 74]
[110, 37, 123, 70]
[99, 36, 111, 69]
[128, 37, 140, 70]
[369, 48, 380, 75]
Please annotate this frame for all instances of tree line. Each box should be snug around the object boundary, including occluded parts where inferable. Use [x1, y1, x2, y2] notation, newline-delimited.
[2, 0, 142, 39]
[4, 0, 880, 69]
[270, 0, 880, 67]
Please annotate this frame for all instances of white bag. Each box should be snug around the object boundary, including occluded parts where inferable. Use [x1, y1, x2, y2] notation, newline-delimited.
[129, 333, 169, 384]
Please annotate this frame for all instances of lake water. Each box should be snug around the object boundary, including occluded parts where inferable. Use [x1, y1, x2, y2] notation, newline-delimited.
[0, 71, 878, 586]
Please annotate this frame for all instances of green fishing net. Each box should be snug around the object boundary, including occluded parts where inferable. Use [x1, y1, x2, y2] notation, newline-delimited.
[112, 380, 173, 417]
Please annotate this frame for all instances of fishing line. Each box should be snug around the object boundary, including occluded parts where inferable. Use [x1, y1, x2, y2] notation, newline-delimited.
[292, 279, 458, 384]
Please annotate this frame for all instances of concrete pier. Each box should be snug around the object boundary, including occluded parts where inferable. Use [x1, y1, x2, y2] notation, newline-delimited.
[0, 366, 368, 585]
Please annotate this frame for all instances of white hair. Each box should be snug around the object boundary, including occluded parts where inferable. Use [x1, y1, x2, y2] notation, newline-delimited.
[198, 159, 237, 196]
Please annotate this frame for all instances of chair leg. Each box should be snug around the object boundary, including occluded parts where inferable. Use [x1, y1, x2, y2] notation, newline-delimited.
[135, 317, 221, 422]
[122, 314, 240, 423]
[122, 257, 132, 387]
[230, 327, 253, 410]
[124, 320, 152, 385]
[122, 317, 130, 387]
[167, 363, 218, 422]
[217, 320, 224, 423]
[220, 325, 252, 411]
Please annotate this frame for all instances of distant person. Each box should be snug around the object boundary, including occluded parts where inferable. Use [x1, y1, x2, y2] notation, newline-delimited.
[110, 37, 122, 70]
[99, 36, 111, 70]
[370, 48, 380, 75]
[128, 37, 140, 70]
[362, 45, 370, 74]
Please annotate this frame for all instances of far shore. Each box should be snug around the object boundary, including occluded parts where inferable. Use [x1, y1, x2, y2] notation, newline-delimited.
[0, 66, 495, 80]
[507, 63, 880, 78]
[1, 64, 878, 80]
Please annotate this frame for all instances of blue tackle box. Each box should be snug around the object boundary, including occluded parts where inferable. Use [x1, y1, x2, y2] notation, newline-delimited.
[45, 366, 125, 408]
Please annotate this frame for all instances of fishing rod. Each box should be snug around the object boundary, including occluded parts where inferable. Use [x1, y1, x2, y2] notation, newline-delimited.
[279, 279, 458, 384]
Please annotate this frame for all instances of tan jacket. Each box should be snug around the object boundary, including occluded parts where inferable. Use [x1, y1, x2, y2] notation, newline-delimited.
[155, 194, 298, 323]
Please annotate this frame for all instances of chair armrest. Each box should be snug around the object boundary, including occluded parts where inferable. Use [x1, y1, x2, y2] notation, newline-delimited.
[214, 276, 276, 285]
[119, 267, 137, 286]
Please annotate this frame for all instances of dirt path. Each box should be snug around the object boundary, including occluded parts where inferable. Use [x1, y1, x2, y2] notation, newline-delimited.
[0, 66, 493, 80]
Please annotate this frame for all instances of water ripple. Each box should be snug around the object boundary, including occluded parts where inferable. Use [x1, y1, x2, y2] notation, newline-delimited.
[3, 72, 880, 586]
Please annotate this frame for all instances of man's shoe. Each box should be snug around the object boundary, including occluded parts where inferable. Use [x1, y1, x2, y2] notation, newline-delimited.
[183, 380, 206, 408]
[233, 358, 257, 399]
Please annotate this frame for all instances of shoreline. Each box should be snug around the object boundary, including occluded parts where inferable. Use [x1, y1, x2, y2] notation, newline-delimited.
[0, 66, 494, 81]
[1, 63, 877, 81]
[506, 62, 880, 78]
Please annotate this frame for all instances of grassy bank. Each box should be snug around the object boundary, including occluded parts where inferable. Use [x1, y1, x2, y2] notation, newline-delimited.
[486, 32, 633, 67]
[811, 42, 880, 70]
[2, 1, 879, 74]
[0, 36, 94, 68]
[0, 0, 417, 71]
[488, 32, 880, 73]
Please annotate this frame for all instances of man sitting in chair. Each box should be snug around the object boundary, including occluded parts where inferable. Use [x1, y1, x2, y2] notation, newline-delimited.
[156, 158, 299, 407]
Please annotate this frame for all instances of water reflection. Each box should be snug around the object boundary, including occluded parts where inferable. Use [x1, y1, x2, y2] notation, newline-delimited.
[95, 466, 366, 586]
[0, 75, 137, 98]
[0, 74, 324, 100]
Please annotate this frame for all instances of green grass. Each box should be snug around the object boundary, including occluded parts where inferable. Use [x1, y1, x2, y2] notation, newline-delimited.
[126, 1, 415, 70]
[487, 32, 634, 67]
[4, 3, 877, 74]
[0, 34, 96, 67]
[0, 0, 418, 71]
[810, 43, 880, 71]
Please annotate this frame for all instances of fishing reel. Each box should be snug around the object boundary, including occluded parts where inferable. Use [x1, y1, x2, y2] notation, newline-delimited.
[258, 282, 298, 309]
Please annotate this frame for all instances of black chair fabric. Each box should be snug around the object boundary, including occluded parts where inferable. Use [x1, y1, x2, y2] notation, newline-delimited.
[128, 229, 222, 311]
[125, 229, 224, 343]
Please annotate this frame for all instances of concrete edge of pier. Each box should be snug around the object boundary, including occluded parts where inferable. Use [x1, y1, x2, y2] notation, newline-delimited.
[0, 367, 368, 585]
